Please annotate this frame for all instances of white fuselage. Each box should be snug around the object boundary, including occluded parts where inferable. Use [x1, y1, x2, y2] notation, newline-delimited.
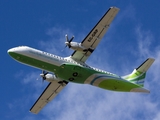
[8, 46, 63, 68]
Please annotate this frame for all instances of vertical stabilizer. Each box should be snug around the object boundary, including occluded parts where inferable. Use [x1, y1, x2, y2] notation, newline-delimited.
[136, 58, 155, 73]
[122, 58, 155, 87]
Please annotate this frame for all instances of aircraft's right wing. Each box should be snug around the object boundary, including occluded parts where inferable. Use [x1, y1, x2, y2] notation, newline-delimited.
[30, 81, 68, 114]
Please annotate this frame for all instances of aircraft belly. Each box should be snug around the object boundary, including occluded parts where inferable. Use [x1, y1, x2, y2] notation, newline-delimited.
[98, 79, 139, 92]
[56, 64, 99, 84]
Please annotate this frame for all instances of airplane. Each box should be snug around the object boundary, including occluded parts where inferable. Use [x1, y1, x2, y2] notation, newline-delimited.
[7, 7, 155, 114]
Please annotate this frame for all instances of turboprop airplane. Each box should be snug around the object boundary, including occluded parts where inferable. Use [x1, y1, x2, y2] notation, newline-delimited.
[8, 7, 155, 114]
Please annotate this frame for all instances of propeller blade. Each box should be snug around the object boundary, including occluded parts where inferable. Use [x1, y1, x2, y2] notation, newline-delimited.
[44, 72, 49, 76]
[61, 45, 68, 52]
[64, 34, 74, 49]
[42, 70, 48, 75]
[69, 36, 74, 43]
[39, 70, 49, 82]
[65, 34, 69, 42]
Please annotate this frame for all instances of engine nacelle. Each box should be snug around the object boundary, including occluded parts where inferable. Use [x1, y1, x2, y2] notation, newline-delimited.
[68, 42, 87, 51]
[45, 74, 60, 82]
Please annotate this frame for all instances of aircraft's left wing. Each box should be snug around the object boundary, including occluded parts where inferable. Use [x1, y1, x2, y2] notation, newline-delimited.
[71, 7, 119, 62]
[30, 81, 67, 114]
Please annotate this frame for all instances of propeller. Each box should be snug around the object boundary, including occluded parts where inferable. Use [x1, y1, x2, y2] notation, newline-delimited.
[40, 70, 49, 82]
[65, 34, 74, 48]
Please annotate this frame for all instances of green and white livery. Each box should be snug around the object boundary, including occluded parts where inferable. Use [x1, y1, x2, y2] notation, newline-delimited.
[8, 7, 155, 114]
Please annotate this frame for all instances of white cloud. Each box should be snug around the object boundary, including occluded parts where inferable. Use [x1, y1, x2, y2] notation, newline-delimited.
[22, 71, 39, 84]
[40, 83, 159, 120]
[135, 26, 154, 58]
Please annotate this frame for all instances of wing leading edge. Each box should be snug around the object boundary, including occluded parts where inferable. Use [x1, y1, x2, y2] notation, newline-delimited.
[71, 7, 119, 62]
[30, 81, 67, 114]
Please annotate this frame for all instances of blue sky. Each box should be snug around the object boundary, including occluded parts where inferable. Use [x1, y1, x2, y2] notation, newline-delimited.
[1, 0, 160, 120]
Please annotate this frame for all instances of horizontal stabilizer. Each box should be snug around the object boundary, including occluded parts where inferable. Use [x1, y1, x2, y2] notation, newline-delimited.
[130, 87, 150, 93]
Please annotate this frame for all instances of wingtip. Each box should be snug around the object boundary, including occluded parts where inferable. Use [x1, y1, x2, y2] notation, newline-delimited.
[136, 58, 155, 72]
[110, 6, 120, 10]
[148, 58, 155, 61]
[130, 88, 150, 93]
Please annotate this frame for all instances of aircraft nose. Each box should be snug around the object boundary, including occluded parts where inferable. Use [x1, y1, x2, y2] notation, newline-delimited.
[7, 48, 17, 57]
[7, 48, 14, 55]
[8, 48, 13, 52]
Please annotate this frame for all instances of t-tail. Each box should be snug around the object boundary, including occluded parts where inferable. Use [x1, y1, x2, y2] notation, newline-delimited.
[122, 58, 155, 92]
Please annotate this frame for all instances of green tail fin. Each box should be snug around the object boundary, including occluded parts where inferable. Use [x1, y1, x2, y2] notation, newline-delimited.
[122, 58, 155, 87]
